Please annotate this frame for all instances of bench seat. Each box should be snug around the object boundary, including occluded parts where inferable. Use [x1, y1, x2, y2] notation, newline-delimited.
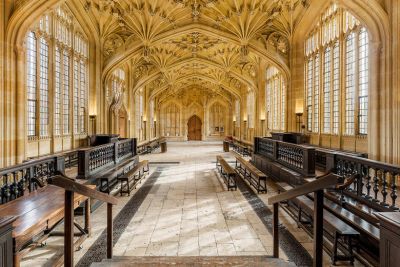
[216, 156, 237, 191]
[117, 160, 149, 196]
[98, 157, 138, 194]
[323, 197, 380, 241]
[276, 182, 360, 265]
[235, 156, 267, 193]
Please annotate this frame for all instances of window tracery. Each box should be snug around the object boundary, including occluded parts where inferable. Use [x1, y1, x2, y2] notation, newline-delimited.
[209, 102, 225, 134]
[135, 88, 145, 141]
[305, 4, 369, 136]
[25, 5, 89, 140]
[266, 66, 286, 131]
[163, 103, 180, 137]
[247, 91, 255, 128]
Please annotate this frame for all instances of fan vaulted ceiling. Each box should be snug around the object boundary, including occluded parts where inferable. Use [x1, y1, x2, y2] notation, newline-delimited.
[82, 0, 310, 101]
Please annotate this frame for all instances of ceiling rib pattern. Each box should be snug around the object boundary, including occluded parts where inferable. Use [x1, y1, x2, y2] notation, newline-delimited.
[82, 0, 309, 100]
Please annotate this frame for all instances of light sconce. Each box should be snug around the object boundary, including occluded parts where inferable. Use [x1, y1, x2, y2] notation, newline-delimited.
[295, 99, 304, 116]
[295, 99, 304, 132]
[260, 112, 266, 121]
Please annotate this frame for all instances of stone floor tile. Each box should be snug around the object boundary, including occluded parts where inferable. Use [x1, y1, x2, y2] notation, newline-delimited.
[216, 243, 237, 256]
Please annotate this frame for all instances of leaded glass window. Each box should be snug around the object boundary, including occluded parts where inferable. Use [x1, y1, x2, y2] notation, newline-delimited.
[266, 66, 286, 131]
[26, 32, 37, 137]
[305, 4, 369, 136]
[25, 5, 89, 141]
[54, 46, 62, 135]
[39, 37, 49, 136]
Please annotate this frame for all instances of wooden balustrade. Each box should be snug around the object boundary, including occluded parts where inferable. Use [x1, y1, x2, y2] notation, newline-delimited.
[77, 138, 136, 179]
[254, 136, 400, 211]
[254, 137, 315, 177]
[63, 150, 79, 168]
[0, 156, 65, 204]
[315, 148, 367, 171]
[333, 153, 400, 211]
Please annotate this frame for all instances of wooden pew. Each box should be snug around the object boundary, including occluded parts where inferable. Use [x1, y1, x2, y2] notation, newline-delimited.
[276, 181, 360, 265]
[0, 183, 93, 266]
[216, 156, 237, 191]
[117, 160, 149, 196]
[97, 157, 137, 194]
[137, 137, 167, 155]
[235, 156, 267, 193]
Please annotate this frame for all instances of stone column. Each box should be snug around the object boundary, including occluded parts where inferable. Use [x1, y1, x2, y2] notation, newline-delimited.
[15, 45, 26, 163]
[257, 60, 267, 137]
[368, 42, 381, 160]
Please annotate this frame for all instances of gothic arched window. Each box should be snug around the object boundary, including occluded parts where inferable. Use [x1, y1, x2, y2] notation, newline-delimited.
[266, 66, 286, 131]
[25, 5, 89, 140]
[305, 4, 369, 136]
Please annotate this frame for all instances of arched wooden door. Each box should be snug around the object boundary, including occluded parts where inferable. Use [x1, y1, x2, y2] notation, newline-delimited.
[187, 115, 202, 141]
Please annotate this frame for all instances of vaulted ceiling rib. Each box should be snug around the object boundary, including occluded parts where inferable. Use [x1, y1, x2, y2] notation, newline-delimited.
[82, 0, 309, 100]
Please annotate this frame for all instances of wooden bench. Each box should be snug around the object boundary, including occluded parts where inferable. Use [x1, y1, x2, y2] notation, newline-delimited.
[233, 143, 250, 157]
[216, 156, 237, 191]
[137, 138, 166, 155]
[235, 156, 267, 193]
[0, 183, 93, 266]
[323, 194, 380, 241]
[216, 155, 223, 169]
[146, 140, 160, 153]
[98, 157, 137, 194]
[117, 160, 149, 196]
[277, 182, 360, 265]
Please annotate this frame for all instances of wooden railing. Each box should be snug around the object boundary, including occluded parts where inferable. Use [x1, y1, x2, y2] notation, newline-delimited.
[254, 136, 400, 210]
[77, 138, 136, 179]
[268, 172, 340, 267]
[0, 156, 65, 204]
[63, 150, 79, 168]
[314, 148, 367, 171]
[333, 153, 400, 211]
[254, 137, 315, 176]
[48, 175, 118, 267]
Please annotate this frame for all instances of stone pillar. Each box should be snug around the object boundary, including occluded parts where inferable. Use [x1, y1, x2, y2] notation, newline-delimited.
[368, 42, 381, 160]
[257, 60, 267, 137]
[15, 45, 26, 163]
[390, 0, 400, 164]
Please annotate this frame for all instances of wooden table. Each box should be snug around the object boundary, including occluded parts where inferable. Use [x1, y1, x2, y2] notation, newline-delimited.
[0, 184, 93, 266]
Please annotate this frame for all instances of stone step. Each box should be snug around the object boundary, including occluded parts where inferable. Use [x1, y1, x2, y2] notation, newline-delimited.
[90, 256, 295, 267]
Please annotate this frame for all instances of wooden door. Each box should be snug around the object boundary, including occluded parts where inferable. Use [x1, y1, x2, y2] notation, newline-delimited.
[188, 115, 202, 141]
